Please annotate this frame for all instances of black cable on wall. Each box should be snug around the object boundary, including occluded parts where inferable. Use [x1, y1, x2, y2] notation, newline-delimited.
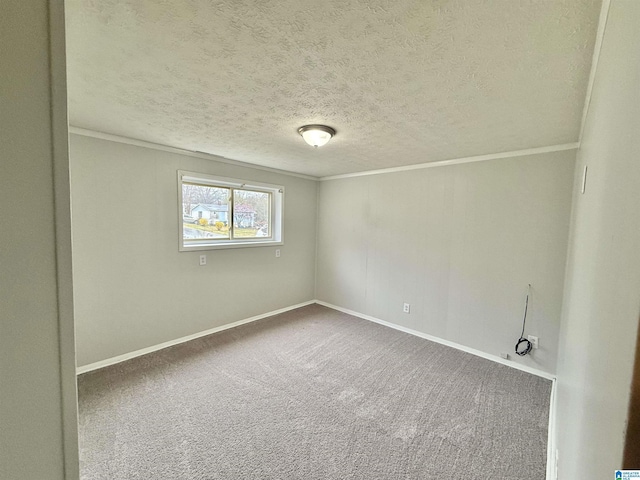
[515, 284, 532, 356]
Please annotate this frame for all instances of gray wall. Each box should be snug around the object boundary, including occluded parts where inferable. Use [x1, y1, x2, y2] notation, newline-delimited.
[0, 1, 79, 478]
[555, 0, 640, 477]
[316, 151, 575, 374]
[70, 134, 318, 367]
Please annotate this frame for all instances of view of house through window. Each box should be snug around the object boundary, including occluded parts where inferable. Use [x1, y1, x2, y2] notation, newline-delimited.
[182, 184, 231, 240]
[179, 171, 282, 250]
[233, 189, 270, 238]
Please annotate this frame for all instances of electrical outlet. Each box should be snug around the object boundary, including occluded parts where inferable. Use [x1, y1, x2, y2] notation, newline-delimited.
[500, 352, 510, 360]
[403, 303, 410, 314]
[199, 255, 207, 266]
[275, 249, 281, 258]
[528, 335, 539, 349]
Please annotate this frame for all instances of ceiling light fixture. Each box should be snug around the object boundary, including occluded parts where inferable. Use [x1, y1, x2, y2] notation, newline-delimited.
[298, 124, 336, 148]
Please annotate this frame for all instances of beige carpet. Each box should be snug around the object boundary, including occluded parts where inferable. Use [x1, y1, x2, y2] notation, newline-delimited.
[78, 304, 551, 479]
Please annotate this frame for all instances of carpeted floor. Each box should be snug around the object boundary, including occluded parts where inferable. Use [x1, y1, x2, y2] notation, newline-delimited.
[78, 304, 551, 479]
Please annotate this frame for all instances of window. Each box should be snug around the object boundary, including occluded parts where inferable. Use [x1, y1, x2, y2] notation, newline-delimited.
[178, 171, 283, 251]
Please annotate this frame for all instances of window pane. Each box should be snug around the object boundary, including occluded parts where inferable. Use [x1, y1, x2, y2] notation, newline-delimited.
[179, 171, 283, 250]
[182, 183, 231, 241]
[232, 189, 271, 238]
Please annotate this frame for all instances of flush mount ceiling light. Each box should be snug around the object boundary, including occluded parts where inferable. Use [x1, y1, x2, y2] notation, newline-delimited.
[297, 125, 336, 148]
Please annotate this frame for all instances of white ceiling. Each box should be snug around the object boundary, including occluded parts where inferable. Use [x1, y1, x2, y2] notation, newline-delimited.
[66, 0, 601, 178]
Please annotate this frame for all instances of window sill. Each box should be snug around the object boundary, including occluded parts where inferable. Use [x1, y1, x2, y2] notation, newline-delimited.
[179, 240, 283, 252]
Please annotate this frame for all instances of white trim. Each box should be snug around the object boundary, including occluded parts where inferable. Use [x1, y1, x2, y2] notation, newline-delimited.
[318, 299, 558, 475]
[70, 126, 580, 182]
[315, 300, 556, 381]
[178, 170, 284, 251]
[49, 0, 80, 477]
[546, 378, 558, 480]
[77, 298, 558, 380]
[68, 126, 319, 181]
[76, 300, 315, 374]
[77, 297, 559, 476]
[319, 143, 579, 181]
[578, 0, 611, 144]
[317, 300, 558, 477]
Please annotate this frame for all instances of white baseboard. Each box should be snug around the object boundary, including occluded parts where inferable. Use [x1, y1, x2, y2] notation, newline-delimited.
[77, 298, 558, 477]
[76, 300, 315, 374]
[314, 300, 556, 381]
[314, 300, 558, 479]
[78, 298, 557, 380]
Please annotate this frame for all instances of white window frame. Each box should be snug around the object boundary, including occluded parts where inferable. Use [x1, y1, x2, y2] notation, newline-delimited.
[178, 170, 284, 251]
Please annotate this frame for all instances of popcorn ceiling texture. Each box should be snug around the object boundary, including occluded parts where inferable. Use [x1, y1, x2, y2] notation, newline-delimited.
[66, 0, 601, 177]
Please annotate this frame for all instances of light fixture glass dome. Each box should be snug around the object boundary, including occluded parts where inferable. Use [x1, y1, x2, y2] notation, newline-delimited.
[298, 125, 336, 148]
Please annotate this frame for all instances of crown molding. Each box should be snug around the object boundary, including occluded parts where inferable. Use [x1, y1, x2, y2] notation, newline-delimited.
[70, 127, 579, 182]
[68, 126, 319, 181]
[319, 143, 580, 181]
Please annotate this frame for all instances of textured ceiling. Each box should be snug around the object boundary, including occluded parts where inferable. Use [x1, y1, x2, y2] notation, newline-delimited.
[66, 0, 601, 177]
